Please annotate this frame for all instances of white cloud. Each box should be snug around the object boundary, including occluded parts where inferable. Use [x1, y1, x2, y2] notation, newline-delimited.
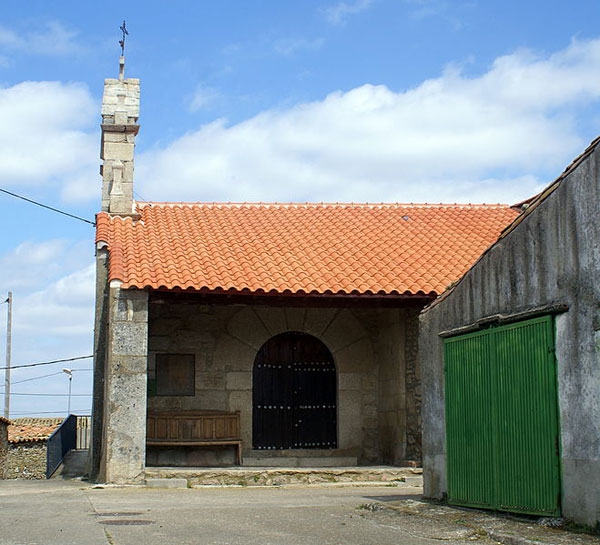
[188, 84, 221, 112]
[137, 38, 600, 205]
[0, 243, 94, 417]
[321, 0, 374, 25]
[0, 240, 90, 291]
[0, 81, 98, 202]
[0, 21, 80, 57]
[15, 264, 95, 337]
[273, 37, 325, 56]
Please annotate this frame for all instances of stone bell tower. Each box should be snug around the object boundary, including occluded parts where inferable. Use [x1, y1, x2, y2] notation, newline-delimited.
[100, 56, 140, 214]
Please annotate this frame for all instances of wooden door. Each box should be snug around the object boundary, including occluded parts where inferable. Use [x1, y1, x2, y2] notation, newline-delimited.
[253, 332, 337, 450]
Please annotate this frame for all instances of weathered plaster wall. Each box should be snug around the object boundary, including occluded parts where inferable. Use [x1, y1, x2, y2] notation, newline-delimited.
[147, 302, 422, 465]
[0, 422, 7, 479]
[419, 146, 600, 526]
[7, 442, 47, 479]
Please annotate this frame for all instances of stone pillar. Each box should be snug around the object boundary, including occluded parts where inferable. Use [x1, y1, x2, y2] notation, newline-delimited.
[100, 57, 140, 214]
[100, 285, 148, 484]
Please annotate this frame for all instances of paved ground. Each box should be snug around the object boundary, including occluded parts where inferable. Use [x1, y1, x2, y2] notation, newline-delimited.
[0, 480, 598, 545]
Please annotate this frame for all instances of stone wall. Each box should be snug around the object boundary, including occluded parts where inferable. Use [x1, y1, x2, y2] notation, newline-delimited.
[7, 442, 47, 479]
[419, 144, 600, 527]
[99, 286, 148, 484]
[147, 300, 423, 466]
[0, 421, 7, 479]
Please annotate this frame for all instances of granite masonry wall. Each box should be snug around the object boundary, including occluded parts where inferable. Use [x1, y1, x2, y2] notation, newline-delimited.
[7, 442, 47, 479]
[0, 420, 7, 479]
[146, 300, 424, 466]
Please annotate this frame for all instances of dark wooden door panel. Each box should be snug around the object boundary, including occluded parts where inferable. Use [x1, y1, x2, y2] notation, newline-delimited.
[253, 332, 337, 450]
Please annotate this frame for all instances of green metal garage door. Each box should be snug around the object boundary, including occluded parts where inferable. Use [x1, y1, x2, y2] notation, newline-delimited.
[444, 315, 561, 516]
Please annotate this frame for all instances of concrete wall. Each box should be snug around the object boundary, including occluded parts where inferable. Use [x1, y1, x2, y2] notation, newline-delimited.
[0, 422, 7, 479]
[7, 442, 47, 479]
[419, 145, 600, 526]
[147, 301, 422, 466]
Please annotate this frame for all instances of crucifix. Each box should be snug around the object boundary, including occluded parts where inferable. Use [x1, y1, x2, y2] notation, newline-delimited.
[119, 20, 129, 56]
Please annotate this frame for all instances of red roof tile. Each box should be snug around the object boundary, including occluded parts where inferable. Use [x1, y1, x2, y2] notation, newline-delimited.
[8, 424, 60, 443]
[96, 202, 520, 296]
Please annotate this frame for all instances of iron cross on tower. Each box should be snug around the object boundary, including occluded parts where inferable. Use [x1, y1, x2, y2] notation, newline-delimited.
[119, 20, 128, 56]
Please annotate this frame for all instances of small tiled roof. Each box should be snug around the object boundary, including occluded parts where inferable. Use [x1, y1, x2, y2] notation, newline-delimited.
[8, 418, 63, 443]
[0, 416, 10, 426]
[96, 202, 520, 296]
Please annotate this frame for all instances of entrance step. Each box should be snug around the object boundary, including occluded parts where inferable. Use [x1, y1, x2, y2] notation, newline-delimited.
[144, 466, 422, 487]
[243, 456, 357, 467]
[51, 449, 89, 479]
[146, 478, 188, 489]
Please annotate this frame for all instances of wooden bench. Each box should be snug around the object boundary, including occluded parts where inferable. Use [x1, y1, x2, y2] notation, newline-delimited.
[146, 411, 242, 465]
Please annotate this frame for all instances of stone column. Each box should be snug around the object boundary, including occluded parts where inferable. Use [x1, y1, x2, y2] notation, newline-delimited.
[101, 285, 148, 484]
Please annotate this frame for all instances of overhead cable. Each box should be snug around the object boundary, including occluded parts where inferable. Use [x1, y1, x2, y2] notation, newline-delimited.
[0, 355, 93, 371]
[0, 188, 96, 226]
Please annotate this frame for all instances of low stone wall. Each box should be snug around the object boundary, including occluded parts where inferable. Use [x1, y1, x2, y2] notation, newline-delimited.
[7, 442, 47, 479]
[0, 420, 8, 479]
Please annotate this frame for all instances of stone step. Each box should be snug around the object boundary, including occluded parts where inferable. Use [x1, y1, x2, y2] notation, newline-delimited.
[144, 466, 422, 487]
[243, 456, 357, 467]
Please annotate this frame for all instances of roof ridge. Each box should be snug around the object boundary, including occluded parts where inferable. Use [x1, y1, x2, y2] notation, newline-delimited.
[135, 201, 513, 209]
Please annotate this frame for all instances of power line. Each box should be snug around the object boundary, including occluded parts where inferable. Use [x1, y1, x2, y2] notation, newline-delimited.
[8, 409, 90, 415]
[9, 392, 92, 397]
[4, 371, 63, 385]
[0, 188, 96, 226]
[0, 355, 93, 371]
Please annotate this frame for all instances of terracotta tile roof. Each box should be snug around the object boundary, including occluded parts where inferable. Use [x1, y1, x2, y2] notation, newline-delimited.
[0, 416, 10, 426]
[96, 202, 520, 296]
[8, 422, 61, 443]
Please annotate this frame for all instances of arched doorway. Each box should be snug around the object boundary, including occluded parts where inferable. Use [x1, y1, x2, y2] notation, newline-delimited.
[253, 331, 337, 450]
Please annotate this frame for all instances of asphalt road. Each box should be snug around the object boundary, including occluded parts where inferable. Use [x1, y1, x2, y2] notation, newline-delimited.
[0, 480, 492, 545]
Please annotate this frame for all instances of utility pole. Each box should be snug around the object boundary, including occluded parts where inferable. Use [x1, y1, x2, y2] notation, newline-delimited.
[4, 292, 12, 420]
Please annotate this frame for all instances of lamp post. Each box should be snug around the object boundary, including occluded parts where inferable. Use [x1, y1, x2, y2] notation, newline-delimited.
[62, 368, 72, 415]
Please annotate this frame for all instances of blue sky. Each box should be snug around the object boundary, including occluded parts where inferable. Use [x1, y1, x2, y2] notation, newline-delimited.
[1, 0, 600, 417]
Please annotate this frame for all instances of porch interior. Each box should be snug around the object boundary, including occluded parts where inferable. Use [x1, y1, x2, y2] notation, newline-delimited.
[144, 292, 425, 469]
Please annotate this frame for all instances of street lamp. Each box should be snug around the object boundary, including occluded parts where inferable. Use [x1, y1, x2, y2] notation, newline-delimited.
[62, 368, 72, 415]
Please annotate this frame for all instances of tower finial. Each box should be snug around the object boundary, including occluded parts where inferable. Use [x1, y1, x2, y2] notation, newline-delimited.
[119, 20, 128, 56]
[118, 20, 128, 81]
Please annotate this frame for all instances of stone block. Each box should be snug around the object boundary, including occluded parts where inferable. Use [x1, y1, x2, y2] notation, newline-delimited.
[254, 307, 288, 336]
[110, 322, 148, 356]
[226, 372, 252, 390]
[149, 317, 183, 336]
[110, 355, 147, 376]
[112, 289, 148, 322]
[285, 308, 306, 332]
[229, 390, 252, 412]
[214, 333, 257, 372]
[103, 142, 134, 161]
[334, 338, 375, 373]
[304, 308, 338, 338]
[227, 308, 270, 350]
[338, 373, 361, 391]
[145, 478, 188, 489]
[196, 372, 226, 390]
[148, 336, 170, 351]
[196, 390, 228, 410]
[323, 310, 367, 353]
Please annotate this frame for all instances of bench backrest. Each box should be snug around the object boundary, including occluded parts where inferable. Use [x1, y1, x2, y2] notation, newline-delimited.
[147, 411, 241, 442]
